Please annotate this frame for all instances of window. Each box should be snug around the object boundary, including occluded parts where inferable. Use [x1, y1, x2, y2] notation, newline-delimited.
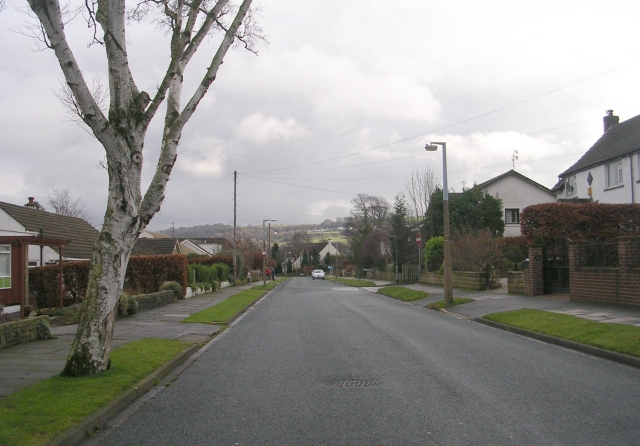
[0, 245, 11, 289]
[565, 176, 576, 197]
[505, 209, 519, 224]
[606, 160, 623, 188]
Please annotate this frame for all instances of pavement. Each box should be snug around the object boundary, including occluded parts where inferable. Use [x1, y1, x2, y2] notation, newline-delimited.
[0, 280, 266, 399]
[2, 276, 640, 444]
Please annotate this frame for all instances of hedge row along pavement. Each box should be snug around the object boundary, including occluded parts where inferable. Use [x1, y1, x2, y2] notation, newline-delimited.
[29, 254, 188, 309]
[521, 202, 640, 245]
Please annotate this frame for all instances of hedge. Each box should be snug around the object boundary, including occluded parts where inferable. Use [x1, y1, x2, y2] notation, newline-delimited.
[29, 254, 188, 309]
[521, 203, 640, 244]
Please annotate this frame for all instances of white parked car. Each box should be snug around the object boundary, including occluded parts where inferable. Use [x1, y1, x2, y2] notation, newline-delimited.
[311, 269, 325, 280]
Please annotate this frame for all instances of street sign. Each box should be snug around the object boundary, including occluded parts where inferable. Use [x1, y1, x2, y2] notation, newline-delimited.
[416, 233, 421, 246]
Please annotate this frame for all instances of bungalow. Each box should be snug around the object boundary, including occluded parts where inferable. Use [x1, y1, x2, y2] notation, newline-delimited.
[478, 170, 556, 236]
[0, 198, 98, 266]
[552, 110, 640, 204]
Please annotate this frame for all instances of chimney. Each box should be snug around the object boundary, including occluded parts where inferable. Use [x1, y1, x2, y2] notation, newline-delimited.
[603, 110, 619, 133]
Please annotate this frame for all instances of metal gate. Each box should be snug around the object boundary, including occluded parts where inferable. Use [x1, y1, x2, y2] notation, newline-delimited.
[543, 242, 569, 294]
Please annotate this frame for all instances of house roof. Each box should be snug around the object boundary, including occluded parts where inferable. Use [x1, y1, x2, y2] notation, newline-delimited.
[559, 113, 640, 177]
[478, 169, 552, 194]
[131, 238, 180, 256]
[177, 237, 232, 249]
[0, 201, 98, 259]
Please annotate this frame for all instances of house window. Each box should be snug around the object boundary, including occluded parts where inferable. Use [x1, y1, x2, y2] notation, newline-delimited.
[505, 209, 520, 224]
[0, 245, 11, 289]
[565, 176, 576, 197]
[606, 160, 623, 188]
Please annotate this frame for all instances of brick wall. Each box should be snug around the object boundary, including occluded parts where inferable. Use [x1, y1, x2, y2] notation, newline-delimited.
[0, 316, 53, 351]
[524, 246, 544, 296]
[569, 237, 640, 308]
[507, 271, 525, 294]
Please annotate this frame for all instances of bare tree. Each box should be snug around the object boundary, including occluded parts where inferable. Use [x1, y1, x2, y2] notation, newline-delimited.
[290, 231, 310, 255]
[47, 188, 91, 221]
[405, 167, 441, 223]
[26, 0, 263, 377]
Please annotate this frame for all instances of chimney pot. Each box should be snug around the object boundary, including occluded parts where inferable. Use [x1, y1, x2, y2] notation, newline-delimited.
[603, 110, 619, 133]
[28, 197, 34, 204]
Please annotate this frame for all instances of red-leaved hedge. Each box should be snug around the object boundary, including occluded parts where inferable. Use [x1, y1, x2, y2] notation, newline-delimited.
[521, 203, 640, 244]
[29, 254, 188, 309]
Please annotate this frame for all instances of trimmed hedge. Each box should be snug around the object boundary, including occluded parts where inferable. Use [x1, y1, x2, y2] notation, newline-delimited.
[521, 203, 640, 244]
[29, 254, 188, 308]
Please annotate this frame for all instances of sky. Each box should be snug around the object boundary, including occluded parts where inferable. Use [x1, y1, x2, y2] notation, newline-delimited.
[2, 0, 640, 232]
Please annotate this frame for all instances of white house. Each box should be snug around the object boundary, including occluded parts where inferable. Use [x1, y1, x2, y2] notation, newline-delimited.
[552, 110, 640, 204]
[478, 170, 556, 236]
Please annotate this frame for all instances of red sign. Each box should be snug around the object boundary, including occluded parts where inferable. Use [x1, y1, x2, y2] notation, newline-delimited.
[416, 233, 421, 246]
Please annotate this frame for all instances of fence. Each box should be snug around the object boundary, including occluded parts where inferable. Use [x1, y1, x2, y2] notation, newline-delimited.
[579, 241, 618, 268]
[370, 264, 419, 282]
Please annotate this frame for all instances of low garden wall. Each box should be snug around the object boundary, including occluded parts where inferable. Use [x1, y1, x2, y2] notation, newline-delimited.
[507, 271, 525, 295]
[420, 271, 487, 291]
[131, 290, 176, 313]
[0, 316, 53, 351]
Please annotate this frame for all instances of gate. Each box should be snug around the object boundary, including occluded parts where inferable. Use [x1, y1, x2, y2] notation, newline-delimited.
[543, 241, 569, 294]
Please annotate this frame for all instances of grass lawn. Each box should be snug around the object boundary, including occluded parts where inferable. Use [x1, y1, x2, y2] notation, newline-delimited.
[484, 309, 640, 358]
[0, 338, 191, 446]
[427, 297, 474, 310]
[182, 279, 285, 324]
[378, 286, 428, 302]
[326, 276, 376, 287]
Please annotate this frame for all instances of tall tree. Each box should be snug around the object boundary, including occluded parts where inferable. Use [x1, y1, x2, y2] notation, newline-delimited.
[390, 193, 413, 267]
[26, 0, 263, 377]
[47, 188, 93, 223]
[290, 231, 310, 255]
[344, 194, 390, 266]
[405, 167, 440, 223]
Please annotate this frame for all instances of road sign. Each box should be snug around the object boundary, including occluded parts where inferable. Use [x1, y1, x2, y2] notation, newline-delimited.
[416, 233, 421, 246]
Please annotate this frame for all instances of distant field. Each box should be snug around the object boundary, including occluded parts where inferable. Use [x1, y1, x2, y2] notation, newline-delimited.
[308, 231, 347, 244]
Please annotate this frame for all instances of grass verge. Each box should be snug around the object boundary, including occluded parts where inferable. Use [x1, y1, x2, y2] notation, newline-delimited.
[0, 338, 190, 446]
[483, 309, 640, 358]
[326, 277, 376, 287]
[427, 298, 474, 310]
[181, 279, 285, 324]
[378, 286, 428, 302]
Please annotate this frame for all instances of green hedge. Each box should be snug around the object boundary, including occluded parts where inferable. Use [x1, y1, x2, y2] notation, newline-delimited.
[29, 254, 188, 308]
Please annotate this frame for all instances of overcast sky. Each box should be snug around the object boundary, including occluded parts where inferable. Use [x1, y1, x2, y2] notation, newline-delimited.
[2, 0, 640, 232]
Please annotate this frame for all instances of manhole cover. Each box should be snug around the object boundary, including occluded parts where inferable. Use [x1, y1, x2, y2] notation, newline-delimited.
[330, 378, 380, 388]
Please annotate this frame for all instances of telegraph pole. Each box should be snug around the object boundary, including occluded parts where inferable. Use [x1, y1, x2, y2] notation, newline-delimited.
[233, 171, 237, 282]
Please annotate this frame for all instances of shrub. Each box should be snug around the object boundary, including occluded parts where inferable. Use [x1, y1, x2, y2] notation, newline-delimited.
[159, 281, 184, 300]
[213, 263, 231, 281]
[424, 236, 444, 272]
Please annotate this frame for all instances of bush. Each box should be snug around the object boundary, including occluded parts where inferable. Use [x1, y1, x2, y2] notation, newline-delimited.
[424, 236, 444, 272]
[159, 281, 184, 300]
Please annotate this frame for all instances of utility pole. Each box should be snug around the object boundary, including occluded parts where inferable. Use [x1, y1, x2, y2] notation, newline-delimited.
[233, 171, 237, 283]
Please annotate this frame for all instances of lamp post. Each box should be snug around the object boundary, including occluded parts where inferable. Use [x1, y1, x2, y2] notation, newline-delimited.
[425, 142, 453, 305]
[263, 219, 276, 286]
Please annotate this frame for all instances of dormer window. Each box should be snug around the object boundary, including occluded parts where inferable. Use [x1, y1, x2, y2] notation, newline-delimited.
[606, 159, 623, 188]
[565, 176, 576, 198]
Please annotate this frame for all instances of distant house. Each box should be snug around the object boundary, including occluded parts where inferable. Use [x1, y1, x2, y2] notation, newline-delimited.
[0, 198, 99, 266]
[478, 170, 556, 236]
[552, 110, 640, 204]
[131, 238, 181, 256]
[139, 229, 171, 239]
[178, 238, 231, 256]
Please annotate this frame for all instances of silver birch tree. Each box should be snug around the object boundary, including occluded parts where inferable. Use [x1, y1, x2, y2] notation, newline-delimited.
[25, 0, 261, 377]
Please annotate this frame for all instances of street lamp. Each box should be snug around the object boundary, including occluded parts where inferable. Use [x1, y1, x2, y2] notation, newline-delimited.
[263, 219, 276, 285]
[425, 142, 453, 305]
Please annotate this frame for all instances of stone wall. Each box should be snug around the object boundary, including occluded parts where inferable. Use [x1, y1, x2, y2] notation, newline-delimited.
[0, 316, 53, 351]
[420, 271, 487, 291]
[507, 271, 525, 295]
[130, 290, 176, 313]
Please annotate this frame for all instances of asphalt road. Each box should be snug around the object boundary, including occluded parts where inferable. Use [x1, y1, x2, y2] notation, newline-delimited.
[91, 278, 640, 445]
